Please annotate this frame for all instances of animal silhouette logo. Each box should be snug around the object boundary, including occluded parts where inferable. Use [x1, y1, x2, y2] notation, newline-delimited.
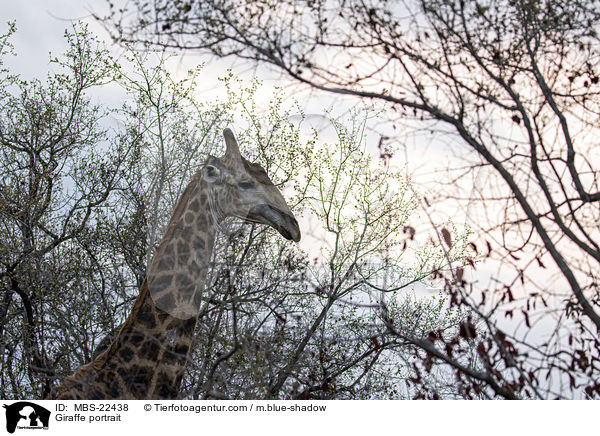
[2, 402, 50, 433]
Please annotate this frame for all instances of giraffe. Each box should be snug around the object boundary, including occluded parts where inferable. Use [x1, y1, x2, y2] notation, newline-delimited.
[47, 128, 300, 399]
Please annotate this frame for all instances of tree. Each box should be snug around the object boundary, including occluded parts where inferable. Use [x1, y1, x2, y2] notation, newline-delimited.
[0, 23, 462, 399]
[180, 100, 468, 399]
[0, 23, 133, 398]
[107, 0, 600, 398]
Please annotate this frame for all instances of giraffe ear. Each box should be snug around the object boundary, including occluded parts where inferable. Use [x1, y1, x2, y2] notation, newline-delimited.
[202, 164, 221, 183]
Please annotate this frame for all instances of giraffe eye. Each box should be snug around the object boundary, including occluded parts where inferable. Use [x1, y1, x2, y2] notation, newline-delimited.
[238, 180, 255, 189]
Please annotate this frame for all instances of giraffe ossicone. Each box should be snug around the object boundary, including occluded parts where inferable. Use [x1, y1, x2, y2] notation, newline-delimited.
[48, 128, 300, 399]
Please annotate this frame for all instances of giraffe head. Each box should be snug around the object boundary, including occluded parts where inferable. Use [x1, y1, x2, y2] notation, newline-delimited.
[147, 128, 300, 320]
[202, 128, 301, 242]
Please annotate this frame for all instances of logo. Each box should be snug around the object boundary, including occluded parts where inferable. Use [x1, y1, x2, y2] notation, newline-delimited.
[2, 402, 50, 434]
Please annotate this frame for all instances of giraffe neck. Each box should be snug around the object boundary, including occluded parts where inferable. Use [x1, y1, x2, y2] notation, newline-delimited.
[113, 175, 218, 398]
[51, 175, 219, 399]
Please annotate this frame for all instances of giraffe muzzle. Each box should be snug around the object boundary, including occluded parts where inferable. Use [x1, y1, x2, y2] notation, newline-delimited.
[247, 204, 301, 242]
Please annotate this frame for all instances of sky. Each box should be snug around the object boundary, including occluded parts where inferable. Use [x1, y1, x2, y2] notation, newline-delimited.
[0, 1, 459, 173]
[0, 1, 580, 399]
[0, 2, 277, 103]
[0, 1, 521, 286]
[0, 1, 400, 155]
[0, 1, 530, 268]
[0, 1, 490, 281]
[1, 2, 107, 75]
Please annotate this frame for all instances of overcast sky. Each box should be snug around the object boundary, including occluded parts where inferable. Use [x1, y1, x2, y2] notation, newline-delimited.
[1, 1, 483, 215]
[0, 2, 306, 105]
[1, 2, 106, 75]
[0, 0, 473, 241]
[0, 1, 553, 352]
[0, 2, 433, 146]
